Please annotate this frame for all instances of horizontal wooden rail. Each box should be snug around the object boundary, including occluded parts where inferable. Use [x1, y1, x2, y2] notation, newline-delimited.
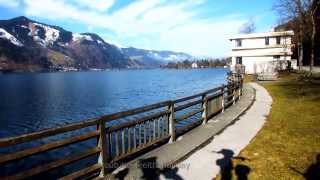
[175, 108, 203, 123]
[59, 164, 102, 180]
[207, 92, 223, 101]
[225, 100, 235, 107]
[99, 100, 171, 123]
[203, 86, 224, 96]
[4, 147, 100, 180]
[174, 99, 203, 112]
[0, 118, 99, 147]
[173, 86, 222, 104]
[225, 93, 234, 100]
[173, 92, 203, 104]
[176, 118, 203, 135]
[107, 110, 169, 133]
[0, 130, 99, 164]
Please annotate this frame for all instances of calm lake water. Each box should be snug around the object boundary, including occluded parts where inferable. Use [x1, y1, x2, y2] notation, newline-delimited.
[0, 68, 229, 177]
[0, 68, 228, 138]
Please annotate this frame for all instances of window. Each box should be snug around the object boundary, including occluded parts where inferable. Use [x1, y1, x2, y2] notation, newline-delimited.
[265, 37, 269, 45]
[236, 57, 242, 64]
[273, 55, 280, 60]
[276, 36, 281, 45]
[236, 39, 242, 47]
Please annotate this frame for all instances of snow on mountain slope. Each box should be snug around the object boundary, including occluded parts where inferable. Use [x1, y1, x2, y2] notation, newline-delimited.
[121, 47, 195, 68]
[72, 33, 93, 42]
[147, 50, 193, 62]
[0, 28, 23, 46]
[23, 22, 61, 47]
[33, 23, 60, 45]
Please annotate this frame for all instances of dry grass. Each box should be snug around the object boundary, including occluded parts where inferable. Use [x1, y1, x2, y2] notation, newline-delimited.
[47, 50, 75, 66]
[216, 73, 320, 180]
[243, 74, 254, 83]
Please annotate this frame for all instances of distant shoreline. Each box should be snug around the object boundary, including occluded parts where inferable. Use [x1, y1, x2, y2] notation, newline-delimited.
[0, 66, 229, 74]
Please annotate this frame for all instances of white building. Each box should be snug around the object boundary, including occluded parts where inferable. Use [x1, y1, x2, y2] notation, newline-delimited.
[191, 62, 198, 68]
[229, 31, 296, 74]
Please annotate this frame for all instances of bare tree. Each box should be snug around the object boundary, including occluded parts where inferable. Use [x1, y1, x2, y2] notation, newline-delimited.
[310, 0, 319, 72]
[239, 20, 256, 34]
[274, 0, 319, 72]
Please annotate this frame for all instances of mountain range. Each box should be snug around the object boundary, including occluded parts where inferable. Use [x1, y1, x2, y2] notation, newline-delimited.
[0, 16, 194, 72]
[122, 47, 193, 67]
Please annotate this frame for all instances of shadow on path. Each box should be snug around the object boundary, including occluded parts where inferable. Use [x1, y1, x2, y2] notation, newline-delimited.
[234, 164, 250, 180]
[215, 149, 234, 180]
[139, 157, 183, 180]
[214, 148, 251, 180]
[114, 168, 129, 180]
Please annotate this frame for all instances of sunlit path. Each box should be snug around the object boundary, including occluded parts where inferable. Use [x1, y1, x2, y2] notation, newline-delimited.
[173, 83, 272, 180]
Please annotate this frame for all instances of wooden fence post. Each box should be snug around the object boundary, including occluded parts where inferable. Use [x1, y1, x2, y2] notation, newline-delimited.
[232, 83, 236, 105]
[238, 82, 241, 100]
[240, 77, 243, 96]
[221, 86, 225, 113]
[202, 94, 208, 125]
[98, 120, 110, 177]
[168, 101, 176, 143]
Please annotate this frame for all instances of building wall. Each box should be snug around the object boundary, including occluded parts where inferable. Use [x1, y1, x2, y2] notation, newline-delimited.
[230, 47, 292, 57]
[229, 31, 295, 74]
[231, 36, 291, 49]
[232, 56, 292, 74]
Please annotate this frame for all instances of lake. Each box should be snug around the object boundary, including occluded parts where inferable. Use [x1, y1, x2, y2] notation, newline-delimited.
[0, 68, 229, 177]
[0, 68, 228, 138]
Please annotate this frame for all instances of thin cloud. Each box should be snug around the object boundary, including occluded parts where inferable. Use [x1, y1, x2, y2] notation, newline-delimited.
[22, 0, 246, 56]
[72, 0, 115, 12]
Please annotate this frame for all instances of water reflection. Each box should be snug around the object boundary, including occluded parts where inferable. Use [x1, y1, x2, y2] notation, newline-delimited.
[0, 69, 227, 137]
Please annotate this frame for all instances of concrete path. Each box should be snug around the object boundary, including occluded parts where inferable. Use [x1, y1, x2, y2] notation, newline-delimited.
[110, 83, 271, 180]
[172, 83, 272, 180]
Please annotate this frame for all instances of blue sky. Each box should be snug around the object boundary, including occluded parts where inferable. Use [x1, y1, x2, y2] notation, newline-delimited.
[0, 0, 279, 57]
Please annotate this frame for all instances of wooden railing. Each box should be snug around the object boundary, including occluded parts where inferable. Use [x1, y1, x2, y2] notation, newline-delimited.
[0, 73, 243, 179]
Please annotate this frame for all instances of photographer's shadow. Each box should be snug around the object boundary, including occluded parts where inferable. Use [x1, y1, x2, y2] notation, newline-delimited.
[214, 149, 251, 180]
[139, 157, 183, 180]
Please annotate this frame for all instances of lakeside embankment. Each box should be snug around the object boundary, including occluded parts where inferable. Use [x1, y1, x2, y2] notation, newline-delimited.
[216, 73, 320, 179]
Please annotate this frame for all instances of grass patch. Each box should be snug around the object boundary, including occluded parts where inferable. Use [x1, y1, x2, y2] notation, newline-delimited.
[243, 74, 254, 83]
[216, 73, 320, 179]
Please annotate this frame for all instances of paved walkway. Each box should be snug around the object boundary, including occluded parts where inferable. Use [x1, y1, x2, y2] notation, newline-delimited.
[173, 83, 272, 180]
[110, 83, 271, 180]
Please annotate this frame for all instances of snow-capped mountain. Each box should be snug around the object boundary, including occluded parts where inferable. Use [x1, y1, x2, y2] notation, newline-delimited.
[122, 47, 194, 66]
[0, 16, 142, 72]
[0, 16, 193, 72]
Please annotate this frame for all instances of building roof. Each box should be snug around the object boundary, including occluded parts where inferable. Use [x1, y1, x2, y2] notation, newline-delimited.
[229, 30, 294, 40]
